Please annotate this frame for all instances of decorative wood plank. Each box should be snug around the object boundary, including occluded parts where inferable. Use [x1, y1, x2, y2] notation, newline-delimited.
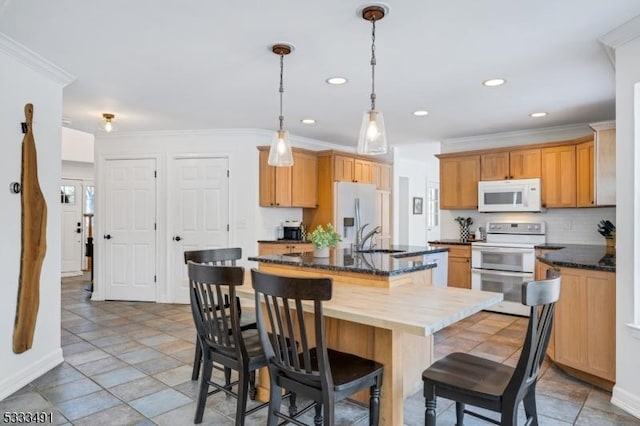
[13, 103, 47, 354]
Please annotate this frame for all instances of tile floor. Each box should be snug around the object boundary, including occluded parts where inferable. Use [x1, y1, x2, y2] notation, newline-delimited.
[2, 273, 639, 425]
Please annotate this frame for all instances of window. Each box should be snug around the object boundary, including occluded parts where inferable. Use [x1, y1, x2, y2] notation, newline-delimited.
[60, 185, 75, 204]
[426, 186, 439, 228]
[85, 185, 95, 214]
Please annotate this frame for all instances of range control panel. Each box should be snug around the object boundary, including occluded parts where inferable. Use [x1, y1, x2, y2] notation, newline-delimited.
[485, 222, 546, 235]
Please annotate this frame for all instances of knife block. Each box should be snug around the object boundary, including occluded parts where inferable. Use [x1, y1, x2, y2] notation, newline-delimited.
[605, 237, 615, 255]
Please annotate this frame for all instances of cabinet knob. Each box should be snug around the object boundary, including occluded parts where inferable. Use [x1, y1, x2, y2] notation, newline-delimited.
[276, 203, 280, 206]
[505, 176, 508, 179]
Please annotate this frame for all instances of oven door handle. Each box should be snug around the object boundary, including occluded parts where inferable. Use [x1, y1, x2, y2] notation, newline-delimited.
[472, 247, 533, 254]
[471, 268, 534, 278]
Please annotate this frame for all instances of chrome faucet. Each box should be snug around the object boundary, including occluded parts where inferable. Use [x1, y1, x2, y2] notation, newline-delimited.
[356, 224, 381, 251]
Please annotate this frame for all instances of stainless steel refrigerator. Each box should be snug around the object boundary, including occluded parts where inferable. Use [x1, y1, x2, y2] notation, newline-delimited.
[333, 182, 377, 250]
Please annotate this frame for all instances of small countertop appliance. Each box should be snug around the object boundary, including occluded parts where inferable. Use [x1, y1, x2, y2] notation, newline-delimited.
[282, 220, 303, 241]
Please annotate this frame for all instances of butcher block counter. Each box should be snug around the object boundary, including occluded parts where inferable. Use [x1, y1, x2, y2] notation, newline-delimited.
[243, 252, 502, 425]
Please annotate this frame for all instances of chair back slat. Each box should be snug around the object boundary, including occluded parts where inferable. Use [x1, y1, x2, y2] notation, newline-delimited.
[505, 276, 561, 399]
[184, 247, 242, 266]
[251, 268, 333, 388]
[188, 261, 247, 359]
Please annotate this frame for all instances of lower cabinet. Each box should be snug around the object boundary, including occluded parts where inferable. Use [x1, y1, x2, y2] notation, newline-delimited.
[537, 259, 616, 388]
[431, 244, 471, 289]
[258, 242, 314, 256]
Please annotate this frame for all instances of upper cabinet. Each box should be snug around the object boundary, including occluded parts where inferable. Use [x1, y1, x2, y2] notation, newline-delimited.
[439, 155, 480, 210]
[481, 149, 541, 180]
[258, 147, 318, 208]
[576, 139, 595, 207]
[372, 162, 392, 190]
[333, 155, 375, 184]
[541, 145, 576, 208]
[591, 123, 616, 206]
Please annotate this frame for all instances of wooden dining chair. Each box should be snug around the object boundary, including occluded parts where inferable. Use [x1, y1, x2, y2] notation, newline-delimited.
[251, 268, 384, 426]
[184, 248, 257, 381]
[187, 262, 266, 425]
[422, 275, 561, 426]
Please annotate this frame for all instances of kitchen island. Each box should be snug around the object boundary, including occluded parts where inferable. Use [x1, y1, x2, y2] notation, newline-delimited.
[245, 247, 502, 425]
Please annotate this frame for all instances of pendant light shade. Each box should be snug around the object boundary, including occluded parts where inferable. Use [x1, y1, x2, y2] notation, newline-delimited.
[357, 5, 388, 156]
[102, 113, 115, 132]
[268, 44, 294, 167]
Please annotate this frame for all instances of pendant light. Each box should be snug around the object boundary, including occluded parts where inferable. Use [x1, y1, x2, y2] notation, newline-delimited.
[357, 5, 388, 156]
[268, 44, 294, 167]
[102, 113, 115, 132]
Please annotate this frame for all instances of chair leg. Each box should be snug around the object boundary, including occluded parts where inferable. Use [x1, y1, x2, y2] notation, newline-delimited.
[249, 371, 257, 400]
[288, 392, 297, 417]
[424, 383, 437, 426]
[501, 404, 518, 426]
[225, 367, 232, 387]
[313, 404, 323, 426]
[192, 337, 202, 381]
[235, 367, 250, 426]
[523, 389, 538, 426]
[194, 358, 212, 424]
[369, 383, 381, 426]
[455, 402, 465, 426]
[266, 384, 282, 426]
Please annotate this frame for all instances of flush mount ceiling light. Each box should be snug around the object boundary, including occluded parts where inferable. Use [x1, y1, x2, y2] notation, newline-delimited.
[268, 43, 294, 167]
[326, 76, 348, 85]
[413, 110, 429, 116]
[483, 78, 506, 87]
[301, 118, 316, 124]
[530, 112, 548, 118]
[357, 4, 388, 156]
[102, 113, 115, 132]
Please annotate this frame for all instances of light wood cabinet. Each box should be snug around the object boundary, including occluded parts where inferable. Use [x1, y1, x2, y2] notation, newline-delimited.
[258, 242, 314, 255]
[258, 148, 317, 208]
[480, 151, 510, 181]
[372, 162, 392, 190]
[553, 267, 615, 383]
[591, 123, 616, 206]
[541, 145, 576, 208]
[576, 140, 595, 207]
[431, 244, 471, 289]
[439, 155, 480, 210]
[354, 159, 373, 183]
[334, 155, 374, 184]
[480, 149, 541, 181]
[375, 190, 392, 246]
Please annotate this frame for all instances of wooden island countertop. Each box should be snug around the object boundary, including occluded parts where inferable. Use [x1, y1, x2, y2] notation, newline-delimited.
[239, 258, 502, 426]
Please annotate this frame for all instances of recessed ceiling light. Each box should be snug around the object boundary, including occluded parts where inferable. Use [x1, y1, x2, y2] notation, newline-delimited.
[413, 110, 429, 116]
[530, 112, 547, 118]
[301, 118, 316, 124]
[483, 78, 506, 87]
[326, 76, 348, 85]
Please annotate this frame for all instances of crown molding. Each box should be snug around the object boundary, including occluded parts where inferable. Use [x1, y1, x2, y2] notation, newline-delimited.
[598, 15, 640, 68]
[0, 32, 75, 86]
[589, 120, 616, 131]
[443, 123, 590, 144]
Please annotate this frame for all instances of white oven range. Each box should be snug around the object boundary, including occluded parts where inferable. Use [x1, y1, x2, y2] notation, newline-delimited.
[471, 221, 546, 316]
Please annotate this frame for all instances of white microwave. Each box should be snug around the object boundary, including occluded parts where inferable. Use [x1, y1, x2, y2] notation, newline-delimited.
[478, 178, 542, 212]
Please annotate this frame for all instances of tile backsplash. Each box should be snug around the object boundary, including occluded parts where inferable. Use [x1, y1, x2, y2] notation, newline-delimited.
[442, 207, 616, 245]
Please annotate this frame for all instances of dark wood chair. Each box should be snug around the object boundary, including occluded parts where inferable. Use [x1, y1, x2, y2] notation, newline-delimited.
[251, 268, 384, 426]
[422, 275, 561, 426]
[188, 261, 267, 425]
[184, 248, 257, 381]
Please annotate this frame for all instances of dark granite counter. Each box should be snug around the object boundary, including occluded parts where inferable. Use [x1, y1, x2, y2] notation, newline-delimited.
[248, 246, 445, 276]
[536, 244, 615, 273]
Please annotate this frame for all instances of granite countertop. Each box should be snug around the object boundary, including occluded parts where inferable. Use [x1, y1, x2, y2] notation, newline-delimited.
[536, 244, 615, 273]
[248, 245, 446, 276]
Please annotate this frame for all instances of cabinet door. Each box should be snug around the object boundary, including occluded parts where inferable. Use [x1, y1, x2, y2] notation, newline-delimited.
[274, 165, 292, 207]
[448, 256, 471, 289]
[291, 151, 318, 208]
[375, 190, 392, 244]
[576, 140, 595, 207]
[554, 269, 588, 369]
[289, 243, 314, 253]
[510, 148, 541, 179]
[334, 155, 355, 182]
[372, 163, 392, 190]
[259, 150, 277, 206]
[440, 155, 480, 210]
[595, 129, 615, 206]
[258, 244, 289, 255]
[585, 272, 616, 381]
[354, 159, 373, 183]
[480, 152, 509, 180]
[541, 145, 576, 208]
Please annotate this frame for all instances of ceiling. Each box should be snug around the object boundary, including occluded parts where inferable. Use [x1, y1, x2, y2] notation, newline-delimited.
[1, 1, 639, 148]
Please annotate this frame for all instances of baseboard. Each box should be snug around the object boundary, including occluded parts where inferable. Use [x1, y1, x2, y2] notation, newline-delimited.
[612, 385, 640, 419]
[0, 349, 64, 401]
[61, 271, 83, 278]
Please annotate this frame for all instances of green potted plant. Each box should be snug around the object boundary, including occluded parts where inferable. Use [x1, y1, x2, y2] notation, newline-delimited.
[309, 223, 341, 257]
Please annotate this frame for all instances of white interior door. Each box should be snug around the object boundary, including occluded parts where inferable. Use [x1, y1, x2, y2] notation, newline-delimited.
[61, 179, 83, 274]
[104, 158, 157, 301]
[170, 157, 230, 303]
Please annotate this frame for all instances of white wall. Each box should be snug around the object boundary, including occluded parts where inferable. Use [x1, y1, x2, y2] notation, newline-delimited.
[61, 126, 94, 163]
[92, 129, 335, 303]
[440, 208, 616, 244]
[0, 33, 72, 400]
[611, 33, 640, 418]
[62, 160, 94, 180]
[393, 143, 440, 245]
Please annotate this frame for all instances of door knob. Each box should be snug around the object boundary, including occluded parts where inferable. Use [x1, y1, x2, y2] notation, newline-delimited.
[173, 236, 182, 241]
[104, 234, 112, 240]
